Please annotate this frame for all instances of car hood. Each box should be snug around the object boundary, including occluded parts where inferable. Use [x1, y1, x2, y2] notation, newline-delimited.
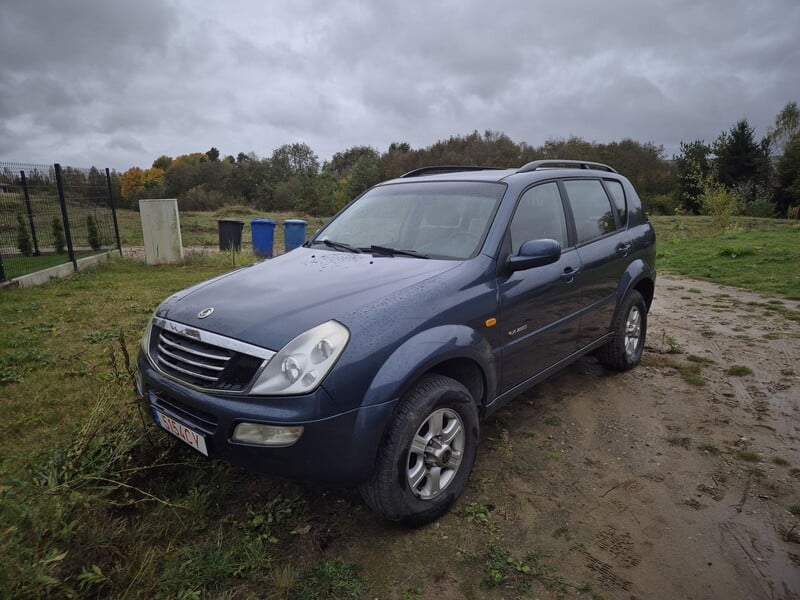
[158, 247, 461, 350]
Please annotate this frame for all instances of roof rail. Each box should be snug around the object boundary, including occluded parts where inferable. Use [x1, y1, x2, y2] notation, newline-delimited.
[516, 160, 617, 174]
[400, 165, 505, 178]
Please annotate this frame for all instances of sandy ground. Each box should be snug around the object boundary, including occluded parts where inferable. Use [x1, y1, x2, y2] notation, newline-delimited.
[320, 274, 800, 599]
[462, 274, 800, 599]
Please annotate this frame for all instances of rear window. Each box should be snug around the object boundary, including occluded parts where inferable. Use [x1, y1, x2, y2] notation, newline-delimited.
[562, 179, 615, 244]
[604, 179, 627, 225]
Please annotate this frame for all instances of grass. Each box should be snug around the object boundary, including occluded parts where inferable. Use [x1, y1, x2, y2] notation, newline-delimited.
[735, 450, 761, 463]
[667, 436, 693, 449]
[679, 364, 706, 387]
[651, 216, 800, 300]
[726, 365, 753, 377]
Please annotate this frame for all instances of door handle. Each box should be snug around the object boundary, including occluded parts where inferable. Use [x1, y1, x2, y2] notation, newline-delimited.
[616, 242, 632, 255]
[560, 267, 580, 282]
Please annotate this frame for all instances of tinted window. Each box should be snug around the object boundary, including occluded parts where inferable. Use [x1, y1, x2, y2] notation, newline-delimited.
[509, 182, 568, 253]
[563, 180, 615, 244]
[605, 180, 627, 225]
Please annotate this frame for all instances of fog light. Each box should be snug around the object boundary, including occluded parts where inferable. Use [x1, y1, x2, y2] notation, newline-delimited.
[232, 423, 303, 446]
[134, 370, 146, 398]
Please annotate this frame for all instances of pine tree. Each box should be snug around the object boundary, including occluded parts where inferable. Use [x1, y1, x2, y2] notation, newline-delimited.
[52, 216, 66, 254]
[86, 214, 102, 251]
[16, 213, 33, 256]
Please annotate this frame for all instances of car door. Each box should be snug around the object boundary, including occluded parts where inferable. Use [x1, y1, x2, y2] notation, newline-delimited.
[560, 178, 630, 348]
[498, 181, 583, 392]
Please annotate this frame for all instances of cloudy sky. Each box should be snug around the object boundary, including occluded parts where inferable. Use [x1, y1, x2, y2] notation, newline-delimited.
[1, 0, 798, 171]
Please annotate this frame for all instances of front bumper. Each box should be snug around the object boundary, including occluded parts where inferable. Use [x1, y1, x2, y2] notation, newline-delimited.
[136, 351, 396, 485]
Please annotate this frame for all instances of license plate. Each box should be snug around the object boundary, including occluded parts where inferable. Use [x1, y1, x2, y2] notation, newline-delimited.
[153, 409, 209, 456]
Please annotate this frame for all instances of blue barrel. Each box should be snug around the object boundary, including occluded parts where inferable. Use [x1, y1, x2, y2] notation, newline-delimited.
[283, 219, 307, 253]
[251, 219, 276, 258]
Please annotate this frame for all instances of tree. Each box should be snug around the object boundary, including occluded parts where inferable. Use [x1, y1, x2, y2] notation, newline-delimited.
[121, 166, 166, 205]
[774, 132, 800, 217]
[152, 155, 173, 170]
[713, 119, 772, 204]
[16, 213, 32, 256]
[52, 216, 66, 253]
[86, 214, 102, 250]
[324, 146, 379, 177]
[674, 140, 712, 214]
[768, 101, 800, 156]
[206, 147, 220, 162]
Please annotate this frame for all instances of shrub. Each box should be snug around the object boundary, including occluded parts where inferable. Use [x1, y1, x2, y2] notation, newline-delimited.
[178, 184, 230, 211]
[86, 215, 102, 250]
[52, 216, 66, 254]
[16, 213, 33, 256]
[702, 179, 741, 231]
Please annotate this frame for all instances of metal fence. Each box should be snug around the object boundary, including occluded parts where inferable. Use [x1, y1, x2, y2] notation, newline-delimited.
[0, 162, 121, 282]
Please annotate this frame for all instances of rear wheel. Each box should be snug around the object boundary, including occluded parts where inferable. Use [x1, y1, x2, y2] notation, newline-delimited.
[597, 290, 647, 371]
[359, 374, 479, 525]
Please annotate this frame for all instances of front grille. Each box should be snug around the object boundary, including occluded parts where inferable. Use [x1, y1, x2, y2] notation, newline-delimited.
[157, 328, 232, 386]
[152, 325, 266, 392]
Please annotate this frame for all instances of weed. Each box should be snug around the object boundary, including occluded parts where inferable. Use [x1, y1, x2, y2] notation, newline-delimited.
[668, 436, 692, 449]
[269, 564, 298, 600]
[290, 559, 366, 600]
[745, 467, 765, 477]
[545, 415, 562, 427]
[780, 369, 795, 377]
[700, 329, 716, 338]
[82, 330, 120, 344]
[687, 287, 702, 293]
[666, 335, 682, 354]
[772, 457, 790, 466]
[789, 505, 800, 517]
[718, 246, 755, 258]
[687, 354, 715, 365]
[401, 588, 423, 600]
[680, 364, 706, 387]
[465, 502, 495, 530]
[698, 443, 720, 455]
[726, 365, 753, 377]
[735, 450, 761, 463]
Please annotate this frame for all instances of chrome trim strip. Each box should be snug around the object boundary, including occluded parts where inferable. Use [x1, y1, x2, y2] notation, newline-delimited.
[153, 317, 275, 360]
[158, 356, 218, 382]
[159, 335, 230, 362]
[157, 344, 226, 371]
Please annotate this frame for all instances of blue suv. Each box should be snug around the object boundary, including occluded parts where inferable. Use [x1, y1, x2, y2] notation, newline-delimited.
[136, 160, 656, 524]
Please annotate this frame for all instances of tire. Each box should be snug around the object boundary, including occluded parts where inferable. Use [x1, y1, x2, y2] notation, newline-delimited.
[359, 373, 479, 525]
[597, 290, 647, 371]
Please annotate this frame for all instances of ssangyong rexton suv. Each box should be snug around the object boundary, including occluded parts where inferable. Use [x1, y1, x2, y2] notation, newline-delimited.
[137, 160, 656, 524]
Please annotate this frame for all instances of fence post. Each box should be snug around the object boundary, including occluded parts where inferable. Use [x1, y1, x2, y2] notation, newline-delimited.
[54, 164, 77, 271]
[0, 253, 6, 282]
[20, 171, 41, 256]
[105, 168, 122, 256]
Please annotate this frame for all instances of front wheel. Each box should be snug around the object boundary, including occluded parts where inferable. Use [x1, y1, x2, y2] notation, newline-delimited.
[359, 374, 479, 525]
[597, 289, 647, 371]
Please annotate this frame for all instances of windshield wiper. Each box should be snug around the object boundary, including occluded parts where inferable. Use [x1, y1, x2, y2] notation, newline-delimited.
[365, 245, 429, 259]
[309, 239, 362, 253]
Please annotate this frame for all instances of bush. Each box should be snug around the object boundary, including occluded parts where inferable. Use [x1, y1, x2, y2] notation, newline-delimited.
[702, 180, 741, 231]
[86, 215, 102, 250]
[642, 193, 678, 215]
[52, 216, 66, 254]
[16, 213, 33, 256]
[178, 184, 231, 211]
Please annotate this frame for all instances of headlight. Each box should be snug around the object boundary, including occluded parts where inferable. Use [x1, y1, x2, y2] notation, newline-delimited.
[140, 312, 156, 354]
[250, 320, 349, 395]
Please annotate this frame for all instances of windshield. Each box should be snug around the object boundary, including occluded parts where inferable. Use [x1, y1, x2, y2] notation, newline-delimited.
[314, 181, 505, 259]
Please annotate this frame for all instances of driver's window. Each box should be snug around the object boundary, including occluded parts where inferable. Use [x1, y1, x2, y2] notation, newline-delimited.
[510, 183, 568, 254]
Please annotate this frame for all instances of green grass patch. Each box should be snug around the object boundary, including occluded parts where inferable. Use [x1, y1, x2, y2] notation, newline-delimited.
[680, 364, 706, 387]
[772, 457, 790, 466]
[698, 443, 721, 455]
[789, 504, 800, 517]
[651, 216, 800, 299]
[687, 354, 715, 365]
[544, 415, 563, 426]
[726, 365, 753, 377]
[735, 450, 761, 463]
[667, 436, 693, 449]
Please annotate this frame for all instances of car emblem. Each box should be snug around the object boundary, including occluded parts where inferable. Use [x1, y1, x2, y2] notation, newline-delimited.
[197, 307, 214, 319]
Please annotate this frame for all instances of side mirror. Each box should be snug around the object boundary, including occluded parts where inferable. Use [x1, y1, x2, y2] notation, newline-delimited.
[508, 239, 561, 272]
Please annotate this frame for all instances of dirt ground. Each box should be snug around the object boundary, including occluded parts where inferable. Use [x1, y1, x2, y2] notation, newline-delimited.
[313, 274, 800, 600]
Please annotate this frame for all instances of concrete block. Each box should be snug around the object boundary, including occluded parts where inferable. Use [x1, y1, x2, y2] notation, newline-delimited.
[139, 198, 183, 264]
